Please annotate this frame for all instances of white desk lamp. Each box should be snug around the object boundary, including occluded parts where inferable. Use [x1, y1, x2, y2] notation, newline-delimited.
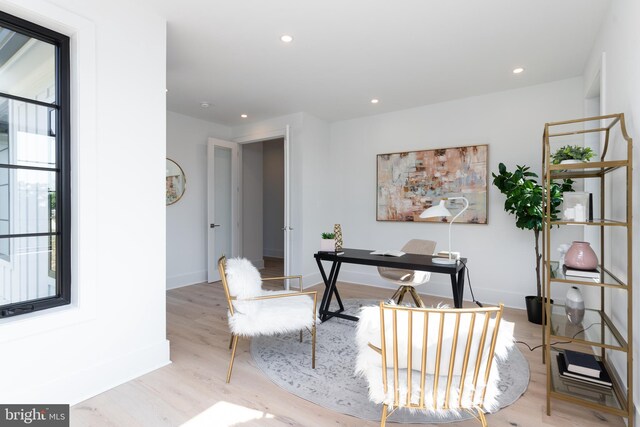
[419, 196, 469, 265]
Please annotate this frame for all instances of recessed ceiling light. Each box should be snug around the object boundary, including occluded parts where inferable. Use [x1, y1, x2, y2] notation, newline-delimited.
[371, 99, 379, 104]
[201, 102, 210, 108]
[512, 67, 525, 74]
[280, 35, 294, 43]
[241, 114, 248, 118]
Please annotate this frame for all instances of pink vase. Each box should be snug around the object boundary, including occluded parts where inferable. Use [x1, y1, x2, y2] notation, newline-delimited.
[564, 241, 598, 270]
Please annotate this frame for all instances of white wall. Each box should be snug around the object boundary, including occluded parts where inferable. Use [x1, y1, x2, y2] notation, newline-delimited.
[166, 111, 231, 289]
[299, 114, 333, 277]
[0, 0, 169, 405]
[328, 78, 585, 309]
[263, 139, 285, 258]
[241, 141, 264, 268]
[584, 0, 640, 422]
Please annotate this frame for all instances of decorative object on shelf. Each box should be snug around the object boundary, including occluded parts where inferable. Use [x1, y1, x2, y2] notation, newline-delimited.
[334, 224, 343, 251]
[492, 163, 573, 324]
[563, 265, 600, 279]
[549, 261, 559, 278]
[558, 243, 571, 267]
[166, 158, 186, 205]
[320, 232, 336, 252]
[562, 192, 591, 222]
[551, 145, 595, 165]
[376, 144, 487, 224]
[564, 241, 598, 270]
[565, 286, 585, 324]
[419, 197, 468, 265]
[556, 353, 612, 388]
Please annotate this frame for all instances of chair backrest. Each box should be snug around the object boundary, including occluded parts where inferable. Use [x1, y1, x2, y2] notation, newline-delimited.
[377, 239, 437, 281]
[356, 302, 511, 411]
[218, 256, 263, 315]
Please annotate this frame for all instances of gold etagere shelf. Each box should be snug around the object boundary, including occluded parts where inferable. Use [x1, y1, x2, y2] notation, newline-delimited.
[541, 113, 633, 424]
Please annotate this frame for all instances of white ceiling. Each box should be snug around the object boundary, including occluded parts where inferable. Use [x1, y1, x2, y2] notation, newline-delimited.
[145, 0, 611, 126]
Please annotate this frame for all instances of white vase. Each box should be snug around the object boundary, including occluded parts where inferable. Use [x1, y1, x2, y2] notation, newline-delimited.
[560, 159, 584, 165]
[320, 239, 336, 252]
[565, 286, 585, 325]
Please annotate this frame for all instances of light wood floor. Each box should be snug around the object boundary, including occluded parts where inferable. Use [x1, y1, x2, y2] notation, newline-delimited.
[72, 258, 623, 426]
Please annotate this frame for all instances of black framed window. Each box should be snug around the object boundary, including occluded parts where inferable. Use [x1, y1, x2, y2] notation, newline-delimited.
[0, 11, 70, 318]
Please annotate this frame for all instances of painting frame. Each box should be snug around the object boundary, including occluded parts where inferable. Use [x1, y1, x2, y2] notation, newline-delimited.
[376, 144, 488, 224]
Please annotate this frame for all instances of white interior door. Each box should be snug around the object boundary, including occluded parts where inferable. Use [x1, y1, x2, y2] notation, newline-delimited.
[207, 138, 239, 282]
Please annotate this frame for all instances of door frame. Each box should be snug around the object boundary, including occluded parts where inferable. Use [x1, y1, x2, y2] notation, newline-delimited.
[207, 137, 240, 282]
[234, 126, 292, 288]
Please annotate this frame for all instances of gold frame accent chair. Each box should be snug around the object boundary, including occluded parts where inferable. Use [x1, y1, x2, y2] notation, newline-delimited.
[218, 256, 317, 383]
[356, 302, 513, 426]
[377, 239, 437, 307]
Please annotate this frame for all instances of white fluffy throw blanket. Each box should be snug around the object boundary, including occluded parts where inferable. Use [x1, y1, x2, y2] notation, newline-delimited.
[225, 258, 315, 337]
[355, 304, 515, 413]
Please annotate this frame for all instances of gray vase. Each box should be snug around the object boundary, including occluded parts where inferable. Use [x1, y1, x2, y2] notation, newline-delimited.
[565, 286, 585, 324]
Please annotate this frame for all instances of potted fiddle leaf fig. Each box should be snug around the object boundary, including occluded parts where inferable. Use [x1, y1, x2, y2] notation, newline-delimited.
[492, 163, 573, 324]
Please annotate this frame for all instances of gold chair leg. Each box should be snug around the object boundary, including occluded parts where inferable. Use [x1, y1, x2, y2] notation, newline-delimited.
[311, 324, 316, 369]
[226, 334, 239, 383]
[408, 287, 425, 307]
[477, 408, 487, 427]
[229, 334, 234, 350]
[380, 404, 388, 427]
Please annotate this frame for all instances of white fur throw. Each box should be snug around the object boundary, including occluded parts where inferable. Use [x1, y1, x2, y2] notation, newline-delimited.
[224, 258, 315, 337]
[355, 305, 515, 412]
[225, 258, 263, 299]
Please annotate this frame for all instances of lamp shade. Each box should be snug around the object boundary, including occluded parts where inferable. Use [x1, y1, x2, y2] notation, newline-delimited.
[420, 200, 452, 219]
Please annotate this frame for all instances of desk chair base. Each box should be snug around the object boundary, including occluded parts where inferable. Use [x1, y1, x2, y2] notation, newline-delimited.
[390, 285, 424, 307]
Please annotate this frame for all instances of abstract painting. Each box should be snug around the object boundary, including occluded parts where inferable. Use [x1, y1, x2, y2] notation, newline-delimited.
[376, 144, 488, 223]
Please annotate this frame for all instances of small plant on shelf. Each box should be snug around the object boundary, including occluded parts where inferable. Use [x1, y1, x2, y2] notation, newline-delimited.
[551, 145, 595, 164]
[321, 232, 335, 239]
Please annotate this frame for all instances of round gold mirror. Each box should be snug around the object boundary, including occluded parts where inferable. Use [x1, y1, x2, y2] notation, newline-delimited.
[166, 158, 186, 205]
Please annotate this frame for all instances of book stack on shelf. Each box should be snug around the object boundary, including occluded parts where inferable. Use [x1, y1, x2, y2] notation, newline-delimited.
[562, 265, 600, 281]
[557, 349, 612, 389]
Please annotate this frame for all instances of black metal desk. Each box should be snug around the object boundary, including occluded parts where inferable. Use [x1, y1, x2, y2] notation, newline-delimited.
[314, 248, 467, 322]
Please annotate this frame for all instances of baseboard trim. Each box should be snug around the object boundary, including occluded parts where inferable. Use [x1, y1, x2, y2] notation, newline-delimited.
[13, 339, 171, 406]
[251, 258, 265, 270]
[166, 270, 207, 290]
[264, 248, 284, 258]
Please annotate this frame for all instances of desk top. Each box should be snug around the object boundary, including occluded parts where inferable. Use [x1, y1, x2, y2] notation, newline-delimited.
[314, 248, 466, 274]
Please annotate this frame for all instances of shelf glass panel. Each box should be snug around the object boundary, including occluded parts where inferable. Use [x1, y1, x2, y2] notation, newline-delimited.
[549, 349, 622, 411]
[546, 160, 628, 179]
[549, 304, 626, 350]
[550, 264, 627, 288]
[549, 218, 627, 227]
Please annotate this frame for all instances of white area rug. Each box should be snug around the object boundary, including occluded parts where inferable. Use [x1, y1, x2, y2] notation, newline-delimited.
[251, 299, 530, 424]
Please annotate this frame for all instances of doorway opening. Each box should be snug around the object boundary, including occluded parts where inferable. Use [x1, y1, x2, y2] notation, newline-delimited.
[241, 138, 285, 277]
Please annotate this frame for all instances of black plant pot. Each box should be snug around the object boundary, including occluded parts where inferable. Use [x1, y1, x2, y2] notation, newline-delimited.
[525, 296, 553, 325]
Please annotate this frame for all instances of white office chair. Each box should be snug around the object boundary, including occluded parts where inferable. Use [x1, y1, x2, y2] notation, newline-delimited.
[377, 239, 436, 307]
